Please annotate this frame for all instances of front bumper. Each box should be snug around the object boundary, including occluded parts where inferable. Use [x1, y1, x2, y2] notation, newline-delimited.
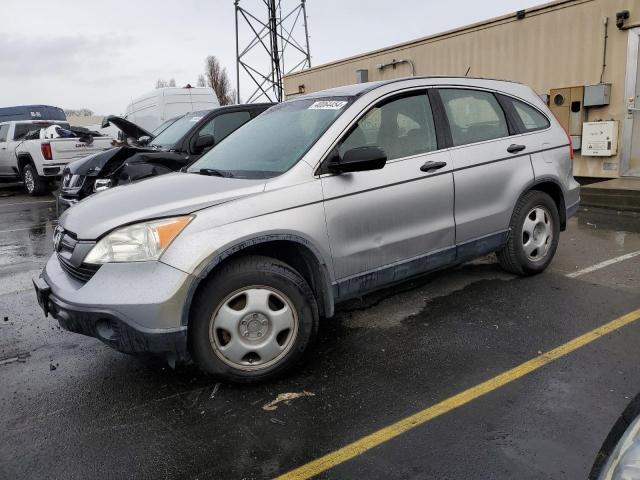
[34, 255, 195, 361]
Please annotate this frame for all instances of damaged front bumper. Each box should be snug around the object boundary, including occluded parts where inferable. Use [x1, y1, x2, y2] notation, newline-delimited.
[34, 255, 195, 362]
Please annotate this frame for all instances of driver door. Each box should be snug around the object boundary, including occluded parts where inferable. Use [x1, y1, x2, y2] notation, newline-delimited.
[320, 91, 455, 299]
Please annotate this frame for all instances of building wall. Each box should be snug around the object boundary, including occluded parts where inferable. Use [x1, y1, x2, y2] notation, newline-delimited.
[283, 0, 639, 178]
[66, 115, 104, 127]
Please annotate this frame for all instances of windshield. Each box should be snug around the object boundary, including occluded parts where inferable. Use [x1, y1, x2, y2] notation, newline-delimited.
[150, 117, 179, 137]
[187, 97, 351, 179]
[149, 112, 207, 148]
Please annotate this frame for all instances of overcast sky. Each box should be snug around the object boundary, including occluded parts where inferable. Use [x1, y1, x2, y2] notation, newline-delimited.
[0, 0, 541, 115]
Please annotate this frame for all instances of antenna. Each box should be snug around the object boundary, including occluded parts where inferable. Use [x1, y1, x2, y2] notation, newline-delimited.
[234, 0, 312, 103]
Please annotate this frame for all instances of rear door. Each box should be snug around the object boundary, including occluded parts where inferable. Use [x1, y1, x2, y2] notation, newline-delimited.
[321, 90, 455, 298]
[436, 87, 535, 252]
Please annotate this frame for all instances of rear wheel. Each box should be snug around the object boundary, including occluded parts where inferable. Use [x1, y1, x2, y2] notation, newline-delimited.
[497, 190, 560, 276]
[189, 255, 319, 383]
[22, 164, 50, 196]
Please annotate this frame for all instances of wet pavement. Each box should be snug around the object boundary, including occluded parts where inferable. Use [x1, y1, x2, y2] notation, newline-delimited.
[1, 183, 639, 480]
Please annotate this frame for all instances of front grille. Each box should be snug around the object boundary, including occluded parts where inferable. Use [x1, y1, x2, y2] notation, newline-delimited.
[57, 254, 100, 282]
[55, 229, 100, 282]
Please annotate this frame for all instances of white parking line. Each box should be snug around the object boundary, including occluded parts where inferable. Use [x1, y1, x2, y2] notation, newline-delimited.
[0, 200, 55, 207]
[566, 250, 640, 278]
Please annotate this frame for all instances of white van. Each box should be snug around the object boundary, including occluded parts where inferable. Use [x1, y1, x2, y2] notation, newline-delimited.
[124, 87, 220, 132]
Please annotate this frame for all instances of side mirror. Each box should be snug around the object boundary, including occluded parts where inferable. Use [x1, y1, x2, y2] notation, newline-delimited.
[100, 118, 111, 129]
[195, 134, 215, 150]
[137, 135, 151, 146]
[328, 146, 387, 174]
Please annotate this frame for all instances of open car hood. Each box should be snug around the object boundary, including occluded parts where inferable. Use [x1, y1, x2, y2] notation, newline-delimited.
[101, 115, 153, 141]
[65, 147, 151, 176]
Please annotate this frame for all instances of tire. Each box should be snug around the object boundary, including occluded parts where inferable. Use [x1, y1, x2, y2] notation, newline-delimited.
[189, 255, 319, 383]
[496, 190, 560, 276]
[22, 164, 50, 196]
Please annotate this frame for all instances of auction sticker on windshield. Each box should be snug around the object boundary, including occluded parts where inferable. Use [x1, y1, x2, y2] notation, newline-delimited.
[308, 101, 348, 110]
[190, 117, 203, 122]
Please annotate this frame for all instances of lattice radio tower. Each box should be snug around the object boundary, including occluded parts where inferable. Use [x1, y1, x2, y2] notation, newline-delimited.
[234, 0, 311, 103]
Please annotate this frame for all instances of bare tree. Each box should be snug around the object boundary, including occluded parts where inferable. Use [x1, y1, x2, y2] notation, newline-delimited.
[155, 78, 168, 89]
[204, 56, 236, 105]
[168, 78, 176, 87]
[197, 74, 206, 87]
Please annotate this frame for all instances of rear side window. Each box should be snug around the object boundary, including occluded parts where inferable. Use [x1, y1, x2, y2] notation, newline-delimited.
[338, 92, 438, 161]
[0, 125, 8, 142]
[510, 98, 550, 132]
[439, 89, 509, 146]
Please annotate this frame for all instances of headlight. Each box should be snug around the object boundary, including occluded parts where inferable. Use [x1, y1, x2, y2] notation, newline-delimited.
[94, 178, 112, 192]
[84, 216, 193, 264]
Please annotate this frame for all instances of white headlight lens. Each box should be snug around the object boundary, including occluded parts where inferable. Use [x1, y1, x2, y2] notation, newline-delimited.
[84, 216, 192, 264]
[93, 178, 112, 192]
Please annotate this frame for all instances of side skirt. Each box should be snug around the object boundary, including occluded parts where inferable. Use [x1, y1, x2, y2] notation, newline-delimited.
[333, 230, 509, 302]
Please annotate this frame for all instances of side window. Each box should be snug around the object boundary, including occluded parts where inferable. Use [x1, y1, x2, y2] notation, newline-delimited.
[338, 93, 437, 161]
[439, 89, 509, 146]
[0, 125, 8, 142]
[510, 98, 550, 132]
[198, 111, 252, 144]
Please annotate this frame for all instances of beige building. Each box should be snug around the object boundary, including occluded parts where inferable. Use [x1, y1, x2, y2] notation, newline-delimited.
[283, 0, 640, 178]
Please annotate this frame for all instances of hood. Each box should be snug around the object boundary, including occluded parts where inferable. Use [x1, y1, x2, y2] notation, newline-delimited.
[101, 115, 153, 140]
[66, 146, 152, 176]
[59, 172, 266, 240]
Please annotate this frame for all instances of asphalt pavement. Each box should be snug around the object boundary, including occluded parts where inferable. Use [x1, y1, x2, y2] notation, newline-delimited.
[1, 182, 639, 480]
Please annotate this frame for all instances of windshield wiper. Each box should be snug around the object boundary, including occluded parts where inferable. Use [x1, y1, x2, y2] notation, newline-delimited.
[198, 168, 234, 178]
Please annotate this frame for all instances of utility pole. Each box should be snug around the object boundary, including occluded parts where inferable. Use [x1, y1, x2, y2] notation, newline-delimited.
[234, 0, 311, 103]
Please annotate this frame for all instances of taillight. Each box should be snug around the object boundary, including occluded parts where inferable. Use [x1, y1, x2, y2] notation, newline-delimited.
[41, 143, 52, 160]
[549, 108, 574, 161]
[566, 130, 574, 161]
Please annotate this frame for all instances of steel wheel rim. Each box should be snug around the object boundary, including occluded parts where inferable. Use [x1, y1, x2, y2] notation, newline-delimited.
[522, 205, 553, 262]
[24, 169, 35, 193]
[209, 285, 299, 371]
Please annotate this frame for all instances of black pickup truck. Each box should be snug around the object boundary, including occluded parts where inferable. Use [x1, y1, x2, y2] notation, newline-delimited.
[57, 103, 272, 214]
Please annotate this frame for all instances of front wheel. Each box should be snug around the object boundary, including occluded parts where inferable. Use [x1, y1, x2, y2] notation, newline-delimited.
[496, 190, 560, 276]
[189, 255, 319, 383]
[22, 164, 50, 196]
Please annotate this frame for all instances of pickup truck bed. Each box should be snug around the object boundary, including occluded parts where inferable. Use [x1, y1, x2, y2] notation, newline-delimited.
[0, 120, 112, 195]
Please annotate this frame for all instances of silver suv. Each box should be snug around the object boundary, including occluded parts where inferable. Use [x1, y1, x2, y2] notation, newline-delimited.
[34, 77, 580, 382]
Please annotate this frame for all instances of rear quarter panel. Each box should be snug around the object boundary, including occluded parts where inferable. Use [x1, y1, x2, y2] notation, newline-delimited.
[528, 103, 580, 210]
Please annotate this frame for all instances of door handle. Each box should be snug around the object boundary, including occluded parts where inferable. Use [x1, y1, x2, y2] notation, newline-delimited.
[420, 160, 447, 173]
[507, 144, 526, 153]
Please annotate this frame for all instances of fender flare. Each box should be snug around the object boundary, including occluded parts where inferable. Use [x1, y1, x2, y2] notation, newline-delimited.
[180, 233, 335, 326]
[512, 176, 567, 230]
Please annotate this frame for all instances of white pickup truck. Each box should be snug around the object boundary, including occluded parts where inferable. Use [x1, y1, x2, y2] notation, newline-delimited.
[0, 120, 113, 195]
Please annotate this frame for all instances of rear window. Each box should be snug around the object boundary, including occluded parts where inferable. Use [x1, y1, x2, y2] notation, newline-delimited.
[439, 89, 509, 146]
[510, 98, 550, 132]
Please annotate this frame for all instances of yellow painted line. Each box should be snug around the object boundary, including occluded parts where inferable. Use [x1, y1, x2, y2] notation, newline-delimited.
[276, 307, 640, 480]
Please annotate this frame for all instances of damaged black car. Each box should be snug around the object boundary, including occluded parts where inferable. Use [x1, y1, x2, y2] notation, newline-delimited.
[57, 103, 272, 214]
